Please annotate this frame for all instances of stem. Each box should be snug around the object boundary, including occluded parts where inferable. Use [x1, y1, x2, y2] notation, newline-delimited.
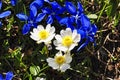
[97, 3, 107, 22]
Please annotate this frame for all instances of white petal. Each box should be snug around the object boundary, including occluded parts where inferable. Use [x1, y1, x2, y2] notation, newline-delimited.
[46, 58, 59, 69]
[33, 28, 39, 33]
[68, 43, 77, 51]
[55, 51, 63, 57]
[72, 30, 77, 40]
[55, 35, 62, 43]
[49, 26, 55, 34]
[60, 29, 66, 37]
[73, 34, 81, 42]
[46, 24, 51, 32]
[53, 40, 61, 46]
[30, 35, 40, 41]
[65, 28, 72, 36]
[37, 25, 44, 31]
[56, 46, 68, 52]
[60, 64, 70, 72]
[65, 54, 72, 63]
[44, 34, 55, 43]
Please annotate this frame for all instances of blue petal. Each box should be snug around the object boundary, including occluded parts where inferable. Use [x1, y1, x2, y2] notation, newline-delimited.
[30, 5, 37, 20]
[77, 2, 84, 13]
[59, 17, 69, 25]
[80, 13, 91, 29]
[16, 13, 28, 21]
[0, 11, 11, 18]
[91, 24, 98, 34]
[0, 21, 2, 27]
[77, 29, 86, 39]
[35, 13, 46, 22]
[0, 74, 3, 80]
[6, 71, 14, 80]
[30, 0, 44, 9]
[47, 15, 53, 24]
[50, 1, 61, 9]
[77, 39, 89, 51]
[42, 7, 51, 14]
[22, 24, 31, 35]
[10, 0, 17, 6]
[0, 1, 2, 10]
[54, 15, 61, 22]
[65, 1, 76, 15]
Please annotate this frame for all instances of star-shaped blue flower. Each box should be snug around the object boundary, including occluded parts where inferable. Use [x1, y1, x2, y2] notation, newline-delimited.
[77, 13, 98, 51]
[16, 5, 46, 34]
[0, 1, 11, 27]
[0, 71, 14, 80]
[41, 1, 65, 24]
[59, 1, 83, 29]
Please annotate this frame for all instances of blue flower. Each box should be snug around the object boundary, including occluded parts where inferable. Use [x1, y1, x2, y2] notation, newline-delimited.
[0, 71, 14, 80]
[41, 1, 65, 24]
[30, 0, 50, 9]
[10, 0, 17, 6]
[77, 13, 97, 51]
[59, 1, 83, 29]
[0, 1, 11, 27]
[16, 5, 46, 34]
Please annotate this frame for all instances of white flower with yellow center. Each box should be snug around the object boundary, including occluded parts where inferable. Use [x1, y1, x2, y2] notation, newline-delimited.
[30, 24, 55, 44]
[54, 28, 80, 52]
[46, 51, 72, 72]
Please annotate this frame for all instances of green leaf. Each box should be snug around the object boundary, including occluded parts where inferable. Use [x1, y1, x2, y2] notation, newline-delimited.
[29, 66, 40, 76]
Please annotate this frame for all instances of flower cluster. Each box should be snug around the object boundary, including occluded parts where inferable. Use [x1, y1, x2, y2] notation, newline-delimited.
[30, 24, 80, 72]
[20, 0, 98, 72]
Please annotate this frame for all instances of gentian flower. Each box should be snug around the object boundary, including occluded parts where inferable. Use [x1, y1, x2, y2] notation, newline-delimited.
[77, 13, 97, 51]
[60, 1, 83, 29]
[0, 71, 14, 80]
[47, 51, 72, 72]
[10, 0, 17, 6]
[0, 1, 11, 27]
[54, 28, 80, 53]
[41, 1, 65, 24]
[30, 24, 55, 45]
[16, 5, 46, 34]
[30, 0, 50, 9]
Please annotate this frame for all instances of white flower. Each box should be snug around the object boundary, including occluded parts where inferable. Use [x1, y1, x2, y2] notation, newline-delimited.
[30, 24, 55, 45]
[46, 51, 72, 72]
[54, 28, 80, 52]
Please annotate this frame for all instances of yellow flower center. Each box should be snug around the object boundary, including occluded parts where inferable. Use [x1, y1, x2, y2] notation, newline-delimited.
[55, 56, 65, 65]
[62, 36, 73, 47]
[39, 30, 49, 39]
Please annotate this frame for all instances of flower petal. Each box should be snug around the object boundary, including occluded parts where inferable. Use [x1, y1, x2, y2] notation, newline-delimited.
[0, 11, 11, 18]
[65, 1, 76, 15]
[0, 1, 2, 10]
[30, 5, 37, 20]
[16, 13, 28, 21]
[47, 15, 53, 24]
[47, 58, 59, 69]
[60, 64, 70, 72]
[6, 71, 14, 80]
[80, 13, 90, 29]
[65, 54, 72, 63]
[35, 13, 46, 22]
[30, 0, 44, 9]
[22, 24, 31, 35]
[0, 21, 2, 27]
[11, 0, 17, 6]
[77, 2, 84, 13]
